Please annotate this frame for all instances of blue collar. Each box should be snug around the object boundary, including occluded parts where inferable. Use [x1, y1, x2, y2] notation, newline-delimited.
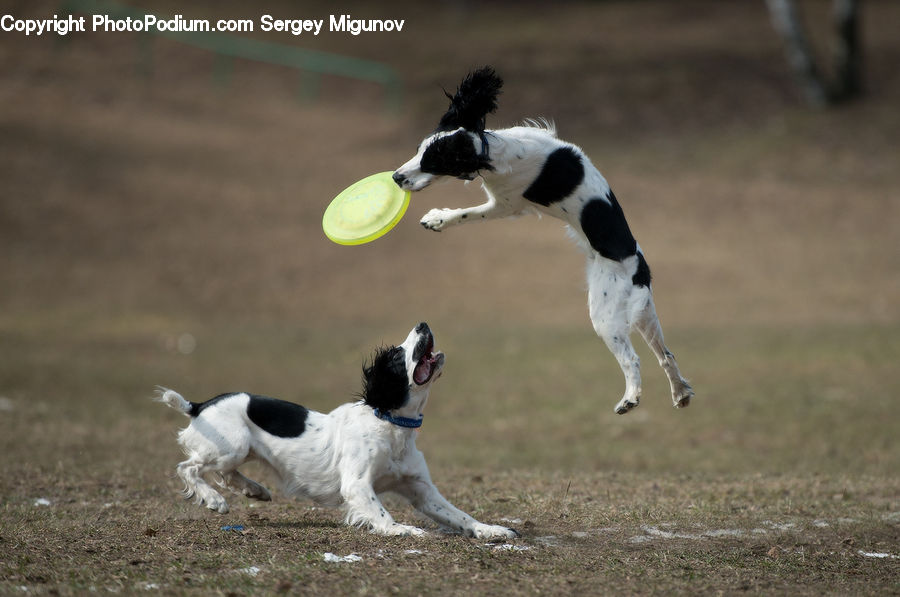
[373, 408, 424, 429]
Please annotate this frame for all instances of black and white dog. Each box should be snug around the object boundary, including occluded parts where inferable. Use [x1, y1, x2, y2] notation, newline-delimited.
[393, 67, 693, 414]
[156, 323, 517, 539]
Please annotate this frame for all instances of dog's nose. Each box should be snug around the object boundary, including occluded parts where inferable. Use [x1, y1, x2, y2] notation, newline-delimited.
[392, 172, 406, 187]
[415, 322, 429, 334]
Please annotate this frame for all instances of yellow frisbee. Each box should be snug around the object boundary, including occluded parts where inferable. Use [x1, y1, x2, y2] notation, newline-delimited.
[322, 172, 411, 245]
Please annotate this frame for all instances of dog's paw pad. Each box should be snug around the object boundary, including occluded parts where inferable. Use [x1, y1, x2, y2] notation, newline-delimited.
[673, 389, 693, 409]
[614, 398, 640, 415]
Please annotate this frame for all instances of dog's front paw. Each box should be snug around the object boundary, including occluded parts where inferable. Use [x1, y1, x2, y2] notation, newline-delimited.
[380, 523, 426, 537]
[473, 524, 520, 540]
[420, 208, 455, 231]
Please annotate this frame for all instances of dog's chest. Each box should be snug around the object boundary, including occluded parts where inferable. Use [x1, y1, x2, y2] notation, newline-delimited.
[373, 431, 416, 483]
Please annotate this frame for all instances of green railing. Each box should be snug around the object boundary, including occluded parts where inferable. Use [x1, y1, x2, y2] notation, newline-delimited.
[58, 0, 402, 112]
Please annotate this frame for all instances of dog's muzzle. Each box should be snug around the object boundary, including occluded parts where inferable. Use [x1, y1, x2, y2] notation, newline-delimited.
[392, 171, 433, 192]
[412, 323, 442, 385]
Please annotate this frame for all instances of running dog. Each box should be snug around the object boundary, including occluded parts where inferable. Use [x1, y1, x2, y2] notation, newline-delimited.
[156, 322, 517, 538]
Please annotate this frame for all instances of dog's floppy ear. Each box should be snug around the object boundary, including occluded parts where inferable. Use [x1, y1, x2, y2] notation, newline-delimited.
[421, 129, 495, 177]
[436, 66, 503, 133]
[360, 346, 409, 412]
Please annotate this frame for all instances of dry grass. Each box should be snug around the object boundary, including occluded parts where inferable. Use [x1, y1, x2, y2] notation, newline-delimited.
[2, 0, 899, 594]
[4, 465, 899, 595]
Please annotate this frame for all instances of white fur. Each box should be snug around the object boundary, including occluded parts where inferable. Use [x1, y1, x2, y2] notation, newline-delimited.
[395, 123, 693, 414]
[156, 325, 517, 539]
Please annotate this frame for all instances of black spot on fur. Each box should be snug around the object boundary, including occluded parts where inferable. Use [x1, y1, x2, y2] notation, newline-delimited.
[523, 147, 584, 206]
[632, 252, 652, 287]
[579, 192, 638, 262]
[436, 66, 503, 133]
[247, 395, 309, 438]
[360, 346, 409, 412]
[187, 393, 310, 438]
[188, 392, 236, 417]
[421, 130, 493, 178]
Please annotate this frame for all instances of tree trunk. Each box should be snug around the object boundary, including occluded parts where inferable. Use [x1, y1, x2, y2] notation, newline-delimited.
[765, 0, 862, 107]
[832, 0, 862, 101]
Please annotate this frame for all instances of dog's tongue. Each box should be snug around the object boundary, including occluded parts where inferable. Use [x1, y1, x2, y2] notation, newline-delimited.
[413, 357, 432, 385]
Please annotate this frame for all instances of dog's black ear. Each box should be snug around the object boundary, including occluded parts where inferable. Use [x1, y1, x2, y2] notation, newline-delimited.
[421, 130, 494, 177]
[437, 66, 503, 133]
[360, 346, 409, 412]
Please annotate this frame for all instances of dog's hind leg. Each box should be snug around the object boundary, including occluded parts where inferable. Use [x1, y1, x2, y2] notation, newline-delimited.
[175, 421, 252, 514]
[220, 470, 272, 501]
[635, 297, 693, 409]
[588, 278, 641, 415]
[597, 324, 643, 415]
[176, 456, 230, 513]
[587, 266, 642, 414]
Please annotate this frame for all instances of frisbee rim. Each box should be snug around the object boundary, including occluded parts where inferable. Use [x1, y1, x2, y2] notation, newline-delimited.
[322, 172, 411, 246]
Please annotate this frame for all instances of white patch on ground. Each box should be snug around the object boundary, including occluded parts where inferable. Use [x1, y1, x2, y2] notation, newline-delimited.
[239, 566, 261, 576]
[404, 549, 425, 555]
[33, 498, 51, 507]
[629, 525, 768, 543]
[858, 550, 899, 560]
[762, 521, 796, 531]
[500, 517, 523, 524]
[570, 527, 620, 539]
[702, 528, 748, 538]
[626, 517, 875, 545]
[323, 553, 363, 563]
[641, 526, 703, 540]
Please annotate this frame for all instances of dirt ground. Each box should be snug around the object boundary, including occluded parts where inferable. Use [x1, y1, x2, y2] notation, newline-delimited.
[1, 0, 899, 595]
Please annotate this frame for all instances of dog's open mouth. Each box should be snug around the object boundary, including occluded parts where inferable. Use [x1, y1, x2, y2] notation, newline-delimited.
[413, 335, 439, 385]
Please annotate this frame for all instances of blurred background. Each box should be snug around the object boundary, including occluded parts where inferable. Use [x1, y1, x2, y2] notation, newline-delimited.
[1, 0, 897, 483]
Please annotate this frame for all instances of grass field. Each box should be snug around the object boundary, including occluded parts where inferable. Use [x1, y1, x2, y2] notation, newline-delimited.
[2, 0, 899, 594]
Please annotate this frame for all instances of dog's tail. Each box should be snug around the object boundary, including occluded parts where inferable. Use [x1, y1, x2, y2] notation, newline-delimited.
[154, 386, 194, 417]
